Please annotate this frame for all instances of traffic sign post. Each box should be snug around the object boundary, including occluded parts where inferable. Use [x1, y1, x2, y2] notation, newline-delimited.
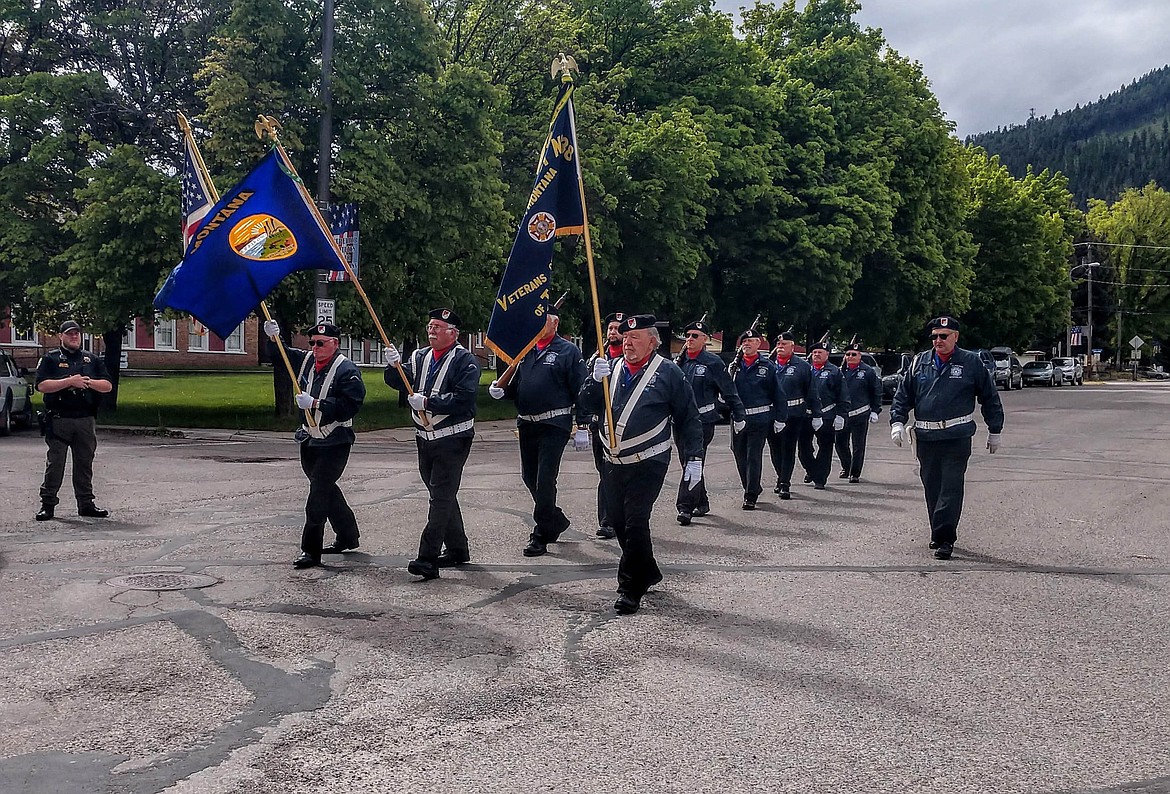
[316, 298, 335, 326]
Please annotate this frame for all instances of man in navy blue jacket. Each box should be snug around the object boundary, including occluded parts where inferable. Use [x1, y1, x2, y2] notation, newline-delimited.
[890, 316, 1004, 560]
[730, 329, 787, 510]
[835, 342, 882, 483]
[490, 307, 586, 557]
[768, 331, 821, 499]
[385, 308, 481, 579]
[799, 340, 844, 489]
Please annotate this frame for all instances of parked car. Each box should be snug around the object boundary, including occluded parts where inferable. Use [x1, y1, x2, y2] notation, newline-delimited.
[869, 352, 912, 404]
[0, 349, 35, 435]
[1051, 356, 1084, 386]
[989, 348, 1023, 390]
[1021, 360, 1063, 387]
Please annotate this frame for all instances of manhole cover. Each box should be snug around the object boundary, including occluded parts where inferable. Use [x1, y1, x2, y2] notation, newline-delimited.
[105, 573, 219, 591]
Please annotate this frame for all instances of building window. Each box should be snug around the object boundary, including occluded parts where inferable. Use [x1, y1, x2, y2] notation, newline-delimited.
[188, 319, 208, 351]
[155, 315, 176, 350]
[224, 323, 244, 352]
[122, 322, 137, 350]
[12, 324, 35, 344]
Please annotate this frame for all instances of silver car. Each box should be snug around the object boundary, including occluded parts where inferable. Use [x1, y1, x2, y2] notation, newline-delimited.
[1051, 356, 1084, 386]
[1021, 360, 1063, 387]
[0, 349, 34, 435]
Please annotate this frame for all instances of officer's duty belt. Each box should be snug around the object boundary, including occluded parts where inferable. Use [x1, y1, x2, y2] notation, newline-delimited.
[820, 402, 836, 413]
[518, 407, 571, 422]
[848, 405, 870, 417]
[913, 413, 974, 430]
[415, 419, 474, 441]
[744, 405, 771, 416]
[697, 402, 716, 414]
[786, 398, 804, 407]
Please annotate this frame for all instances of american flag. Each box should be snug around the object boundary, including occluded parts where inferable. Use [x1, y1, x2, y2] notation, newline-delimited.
[326, 203, 360, 282]
[1070, 326, 1083, 346]
[181, 138, 214, 251]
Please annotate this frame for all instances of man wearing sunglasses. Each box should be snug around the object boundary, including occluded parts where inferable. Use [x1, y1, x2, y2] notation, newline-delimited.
[835, 342, 882, 483]
[890, 316, 1004, 560]
[264, 320, 367, 569]
[674, 318, 744, 524]
[34, 320, 113, 520]
[578, 311, 627, 540]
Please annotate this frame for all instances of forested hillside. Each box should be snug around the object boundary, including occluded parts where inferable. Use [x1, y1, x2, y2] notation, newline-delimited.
[968, 65, 1170, 205]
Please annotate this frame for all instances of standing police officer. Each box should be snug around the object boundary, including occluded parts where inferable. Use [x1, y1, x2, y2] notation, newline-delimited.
[34, 320, 113, 520]
[835, 342, 882, 483]
[729, 329, 786, 510]
[489, 307, 586, 557]
[579, 314, 703, 615]
[674, 318, 745, 524]
[384, 308, 480, 579]
[264, 320, 366, 569]
[890, 316, 1004, 559]
[798, 340, 844, 490]
[767, 331, 821, 500]
[577, 311, 626, 540]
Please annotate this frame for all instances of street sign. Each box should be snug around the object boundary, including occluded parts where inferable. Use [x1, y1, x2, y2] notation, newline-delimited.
[1130, 335, 1145, 350]
[1131, 349, 1141, 360]
[316, 298, 335, 326]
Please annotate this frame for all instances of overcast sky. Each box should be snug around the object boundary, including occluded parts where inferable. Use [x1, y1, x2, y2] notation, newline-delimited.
[717, 0, 1170, 138]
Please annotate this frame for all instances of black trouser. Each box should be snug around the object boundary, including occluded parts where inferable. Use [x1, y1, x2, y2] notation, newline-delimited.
[299, 442, 358, 557]
[591, 425, 611, 529]
[915, 436, 972, 546]
[835, 416, 869, 478]
[603, 459, 668, 598]
[519, 422, 571, 541]
[797, 420, 835, 486]
[731, 423, 769, 502]
[40, 415, 99, 508]
[768, 418, 806, 487]
[416, 434, 474, 562]
[675, 422, 716, 514]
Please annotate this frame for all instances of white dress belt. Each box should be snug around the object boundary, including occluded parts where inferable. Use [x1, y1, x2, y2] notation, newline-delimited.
[697, 402, 716, 414]
[518, 407, 571, 422]
[416, 419, 474, 441]
[848, 405, 870, 417]
[604, 439, 673, 465]
[744, 405, 771, 415]
[786, 398, 804, 407]
[913, 413, 974, 430]
[820, 402, 836, 413]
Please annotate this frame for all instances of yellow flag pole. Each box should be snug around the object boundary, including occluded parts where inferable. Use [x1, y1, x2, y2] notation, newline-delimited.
[554, 58, 617, 452]
[253, 115, 430, 428]
[177, 113, 316, 427]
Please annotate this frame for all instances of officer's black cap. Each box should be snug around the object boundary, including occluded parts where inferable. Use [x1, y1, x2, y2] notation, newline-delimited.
[775, 330, 797, 343]
[621, 314, 656, 333]
[684, 320, 711, 335]
[304, 323, 342, 339]
[844, 341, 862, 352]
[928, 315, 960, 331]
[808, 341, 829, 353]
[429, 307, 461, 327]
[59, 320, 81, 334]
[738, 329, 765, 343]
[604, 312, 626, 326]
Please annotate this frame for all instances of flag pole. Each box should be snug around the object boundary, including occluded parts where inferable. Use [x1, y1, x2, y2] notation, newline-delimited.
[177, 113, 316, 427]
[555, 57, 617, 451]
[253, 115, 430, 428]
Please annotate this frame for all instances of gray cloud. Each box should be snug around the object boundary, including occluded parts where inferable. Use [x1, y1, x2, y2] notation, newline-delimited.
[714, 0, 1170, 137]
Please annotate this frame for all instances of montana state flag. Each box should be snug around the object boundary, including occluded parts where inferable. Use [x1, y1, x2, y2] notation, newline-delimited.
[154, 150, 345, 339]
[485, 78, 585, 364]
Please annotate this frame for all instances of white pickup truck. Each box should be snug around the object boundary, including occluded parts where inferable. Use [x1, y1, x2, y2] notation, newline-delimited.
[0, 349, 34, 435]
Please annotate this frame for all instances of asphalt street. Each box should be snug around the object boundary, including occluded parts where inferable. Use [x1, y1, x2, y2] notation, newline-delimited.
[1, 381, 1168, 794]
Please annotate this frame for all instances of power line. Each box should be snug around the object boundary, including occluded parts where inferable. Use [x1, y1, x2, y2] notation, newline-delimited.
[1074, 241, 1170, 251]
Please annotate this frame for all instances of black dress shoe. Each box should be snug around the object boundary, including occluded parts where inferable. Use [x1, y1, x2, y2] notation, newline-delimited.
[691, 506, 710, 517]
[35, 506, 54, 521]
[523, 538, 548, 557]
[928, 540, 940, 549]
[321, 541, 359, 554]
[78, 505, 109, 518]
[813, 482, 825, 490]
[407, 559, 440, 579]
[293, 553, 320, 569]
[437, 551, 470, 567]
[741, 499, 756, 511]
[838, 470, 849, 479]
[848, 476, 860, 483]
[773, 483, 782, 494]
[596, 526, 616, 540]
[778, 484, 791, 500]
[933, 544, 953, 560]
[803, 474, 813, 484]
[614, 593, 641, 615]
[676, 511, 692, 526]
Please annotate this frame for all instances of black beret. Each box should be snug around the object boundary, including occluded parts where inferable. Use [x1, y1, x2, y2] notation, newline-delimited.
[59, 320, 81, 334]
[304, 323, 342, 339]
[808, 341, 829, 353]
[620, 314, 656, 332]
[775, 330, 797, 343]
[738, 329, 766, 343]
[928, 315, 960, 331]
[429, 307, 462, 327]
[844, 341, 862, 352]
[684, 320, 711, 335]
[604, 312, 626, 326]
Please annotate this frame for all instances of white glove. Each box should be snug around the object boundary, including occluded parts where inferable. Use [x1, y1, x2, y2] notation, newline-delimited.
[488, 382, 505, 400]
[891, 422, 909, 447]
[383, 345, 401, 367]
[407, 392, 427, 411]
[573, 428, 590, 451]
[592, 358, 612, 382]
[987, 432, 1001, 454]
[812, 417, 823, 431]
[833, 416, 845, 431]
[869, 411, 879, 424]
[732, 419, 746, 433]
[773, 420, 786, 434]
[263, 319, 280, 338]
[683, 460, 703, 490]
[294, 392, 315, 410]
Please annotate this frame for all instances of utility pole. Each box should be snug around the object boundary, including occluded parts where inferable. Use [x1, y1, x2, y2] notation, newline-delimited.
[1086, 258, 1094, 376]
[315, 0, 335, 302]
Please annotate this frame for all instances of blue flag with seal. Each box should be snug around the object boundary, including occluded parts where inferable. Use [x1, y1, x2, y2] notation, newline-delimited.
[154, 149, 345, 339]
[485, 78, 585, 364]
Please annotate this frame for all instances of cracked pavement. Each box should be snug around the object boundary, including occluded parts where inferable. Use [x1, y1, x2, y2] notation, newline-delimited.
[1, 382, 1168, 793]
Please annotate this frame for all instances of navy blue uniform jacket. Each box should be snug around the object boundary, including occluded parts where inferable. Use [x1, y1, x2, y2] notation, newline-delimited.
[732, 356, 788, 428]
[774, 355, 822, 420]
[840, 363, 882, 421]
[890, 347, 1004, 441]
[679, 349, 745, 425]
[385, 344, 479, 439]
[505, 335, 586, 431]
[810, 362, 844, 424]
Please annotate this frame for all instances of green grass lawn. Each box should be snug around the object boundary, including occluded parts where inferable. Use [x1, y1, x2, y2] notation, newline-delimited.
[36, 369, 516, 432]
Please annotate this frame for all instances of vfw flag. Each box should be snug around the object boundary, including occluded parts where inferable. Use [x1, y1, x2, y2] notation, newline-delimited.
[484, 77, 585, 364]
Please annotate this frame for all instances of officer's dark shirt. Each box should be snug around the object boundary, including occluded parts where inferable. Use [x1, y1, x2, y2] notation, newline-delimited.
[679, 349, 745, 425]
[841, 362, 882, 419]
[890, 346, 1004, 441]
[35, 347, 110, 417]
[774, 355, 822, 419]
[732, 355, 787, 428]
[506, 335, 586, 431]
[809, 362, 844, 424]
